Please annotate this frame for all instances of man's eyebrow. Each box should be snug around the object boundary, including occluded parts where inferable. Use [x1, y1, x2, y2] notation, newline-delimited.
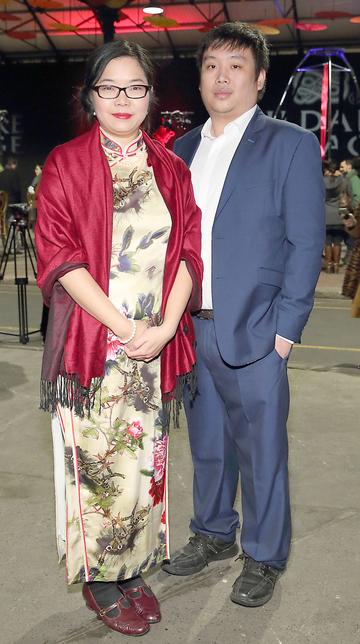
[203, 53, 247, 61]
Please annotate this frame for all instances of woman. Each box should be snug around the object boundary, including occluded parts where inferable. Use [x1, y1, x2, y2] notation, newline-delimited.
[35, 41, 202, 637]
[323, 160, 346, 274]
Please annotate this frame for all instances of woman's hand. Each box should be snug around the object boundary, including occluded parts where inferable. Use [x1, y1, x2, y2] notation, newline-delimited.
[125, 322, 175, 362]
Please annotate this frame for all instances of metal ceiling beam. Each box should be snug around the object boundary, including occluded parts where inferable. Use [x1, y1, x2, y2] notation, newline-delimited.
[272, 0, 299, 54]
[188, 0, 210, 22]
[164, 28, 177, 58]
[21, 0, 59, 55]
[222, 1, 230, 22]
[291, 0, 304, 57]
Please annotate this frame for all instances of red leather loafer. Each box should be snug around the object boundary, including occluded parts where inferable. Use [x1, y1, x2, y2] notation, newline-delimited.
[82, 583, 150, 636]
[120, 580, 161, 624]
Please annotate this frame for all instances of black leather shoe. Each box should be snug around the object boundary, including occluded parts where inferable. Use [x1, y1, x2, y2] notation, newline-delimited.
[230, 554, 281, 607]
[162, 533, 238, 576]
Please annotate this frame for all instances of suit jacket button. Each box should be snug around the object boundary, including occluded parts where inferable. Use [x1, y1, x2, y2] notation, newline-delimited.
[183, 324, 189, 335]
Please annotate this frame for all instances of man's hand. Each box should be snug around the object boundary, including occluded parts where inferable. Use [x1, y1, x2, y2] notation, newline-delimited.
[275, 335, 292, 359]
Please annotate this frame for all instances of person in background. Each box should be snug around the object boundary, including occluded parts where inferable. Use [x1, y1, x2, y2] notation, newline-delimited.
[35, 40, 202, 637]
[162, 22, 324, 608]
[339, 158, 360, 209]
[342, 206, 360, 317]
[323, 160, 346, 273]
[27, 163, 42, 227]
[0, 157, 21, 205]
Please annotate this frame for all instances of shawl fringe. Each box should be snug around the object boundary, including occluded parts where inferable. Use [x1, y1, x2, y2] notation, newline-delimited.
[40, 365, 197, 427]
[162, 364, 197, 430]
[40, 374, 104, 419]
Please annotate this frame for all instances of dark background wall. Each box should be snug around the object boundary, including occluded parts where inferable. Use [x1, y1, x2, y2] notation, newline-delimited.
[1, 52, 360, 197]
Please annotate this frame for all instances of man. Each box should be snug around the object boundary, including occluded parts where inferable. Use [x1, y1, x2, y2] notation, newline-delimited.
[339, 158, 360, 209]
[162, 23, 325, 607]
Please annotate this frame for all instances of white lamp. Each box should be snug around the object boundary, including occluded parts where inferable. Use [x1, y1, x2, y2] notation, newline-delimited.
[143, 3, 164, 15]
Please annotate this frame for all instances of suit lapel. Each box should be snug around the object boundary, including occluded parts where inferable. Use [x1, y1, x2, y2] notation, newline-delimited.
[175, 126, 202, 166]
[215, 107, 267, 220]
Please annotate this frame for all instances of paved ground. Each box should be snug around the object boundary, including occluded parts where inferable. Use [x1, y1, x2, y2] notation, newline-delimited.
[0, 263, 359, 644]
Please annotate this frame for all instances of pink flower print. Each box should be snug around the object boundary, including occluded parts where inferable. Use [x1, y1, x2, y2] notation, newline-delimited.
[153, 436, 168, 483]
[106, 331, 122, 360]
[127, 420, 144, 440]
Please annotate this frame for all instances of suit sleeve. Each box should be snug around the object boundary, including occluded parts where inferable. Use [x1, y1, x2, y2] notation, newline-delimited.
[35, 149, 88, 305]
[276, 131, 325, 342]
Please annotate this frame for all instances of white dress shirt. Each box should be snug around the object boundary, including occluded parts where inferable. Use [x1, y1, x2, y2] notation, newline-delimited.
[190, 106, 293, 345]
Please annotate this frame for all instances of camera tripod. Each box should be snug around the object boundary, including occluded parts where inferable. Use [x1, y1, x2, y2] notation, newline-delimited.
[0, 212, 39, 344]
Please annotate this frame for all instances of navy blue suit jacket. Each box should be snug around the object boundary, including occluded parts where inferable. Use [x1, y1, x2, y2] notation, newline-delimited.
[174, 107, 325, 366]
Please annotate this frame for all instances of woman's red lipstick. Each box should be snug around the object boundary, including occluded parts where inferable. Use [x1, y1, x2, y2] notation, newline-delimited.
[112, 113, 132, 119]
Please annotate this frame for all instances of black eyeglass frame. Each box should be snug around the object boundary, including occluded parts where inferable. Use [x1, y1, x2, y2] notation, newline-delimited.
[91, 84, 152, 99]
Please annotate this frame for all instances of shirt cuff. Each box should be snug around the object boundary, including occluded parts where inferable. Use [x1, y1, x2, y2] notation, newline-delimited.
[276, 334, 294, 345]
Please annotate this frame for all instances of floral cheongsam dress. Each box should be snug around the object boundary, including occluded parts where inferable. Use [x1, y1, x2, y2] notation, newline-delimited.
[56, 130, 172, 584]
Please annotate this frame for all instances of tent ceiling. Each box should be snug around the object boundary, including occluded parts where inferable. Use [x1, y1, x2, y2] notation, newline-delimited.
[1, 0, 360, 62]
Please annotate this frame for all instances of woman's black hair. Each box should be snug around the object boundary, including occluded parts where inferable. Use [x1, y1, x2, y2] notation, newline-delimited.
[80, 40, 156, 124]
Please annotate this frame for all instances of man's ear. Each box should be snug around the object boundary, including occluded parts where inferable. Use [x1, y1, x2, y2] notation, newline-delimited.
[257, 69, 266, 92]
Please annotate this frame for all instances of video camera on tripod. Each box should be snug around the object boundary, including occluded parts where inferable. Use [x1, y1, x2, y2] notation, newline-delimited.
[0, 200, 38, 343]
[7, 202, 29, 227]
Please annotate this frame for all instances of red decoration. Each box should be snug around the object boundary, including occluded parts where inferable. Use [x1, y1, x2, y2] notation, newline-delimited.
[296, 22, 328, 32]
[153, 125, 176, 148]
[320, 63, 329, 159]
[29, 0, 63, 8]
[258, 18, 293, 26]
[0, 12, 20, 21]
[6, 30, 37, 39]
[315, 11, 353, 20]
[198, 21, 216, 33]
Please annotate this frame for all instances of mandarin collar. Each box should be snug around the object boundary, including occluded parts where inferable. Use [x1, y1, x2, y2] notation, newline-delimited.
[100, 129, 145, 159]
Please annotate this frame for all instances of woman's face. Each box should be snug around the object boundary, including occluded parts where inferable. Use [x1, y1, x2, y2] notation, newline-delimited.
[91, 56, 150, 145]
[35, 164, 42, 176]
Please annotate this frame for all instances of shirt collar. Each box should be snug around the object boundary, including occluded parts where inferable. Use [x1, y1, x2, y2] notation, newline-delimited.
[201, 104, 257, 140]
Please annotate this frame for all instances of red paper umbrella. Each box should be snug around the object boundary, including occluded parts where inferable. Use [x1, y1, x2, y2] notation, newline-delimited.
[315, 11, 353, 19]
[296, 22, 328, 32]
[350, 16, 360, 24]
[257, 18, 293, 26]
[0, 12, 21, 20]
[6, 30, 37, 39]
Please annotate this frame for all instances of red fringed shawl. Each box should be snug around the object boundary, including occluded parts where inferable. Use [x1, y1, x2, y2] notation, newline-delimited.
[35, 123, 202, 418]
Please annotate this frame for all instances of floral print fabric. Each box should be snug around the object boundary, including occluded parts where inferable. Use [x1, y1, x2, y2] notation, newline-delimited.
[57, 131, 172, 584]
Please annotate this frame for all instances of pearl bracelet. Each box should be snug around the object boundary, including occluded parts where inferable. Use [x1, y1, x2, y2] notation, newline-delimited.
[120, 318, 137, 345]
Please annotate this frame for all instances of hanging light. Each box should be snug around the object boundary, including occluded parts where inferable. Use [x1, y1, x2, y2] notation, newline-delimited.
[143, 3, 163, 15]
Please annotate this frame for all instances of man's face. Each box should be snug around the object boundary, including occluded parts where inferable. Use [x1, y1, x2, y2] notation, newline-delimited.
[199, 45, 266, 123]
[340, 160, 351, 174]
